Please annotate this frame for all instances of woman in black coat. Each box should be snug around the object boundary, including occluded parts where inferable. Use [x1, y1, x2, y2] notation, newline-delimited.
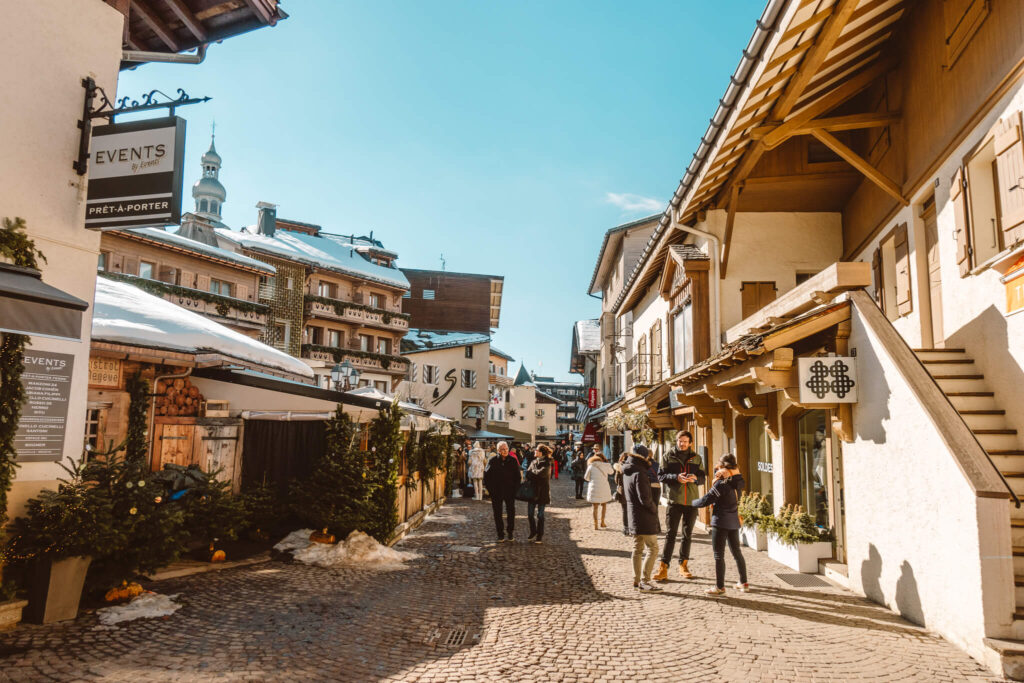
[526, 444, 552, 544]
[691, 453, 749, 596]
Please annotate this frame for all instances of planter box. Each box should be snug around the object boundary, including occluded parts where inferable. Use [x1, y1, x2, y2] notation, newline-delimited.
[25, 555, 92, 624]
[740, 525, 768, 551]
[767, 535, 832, 573]
[0, 599, 28, 631]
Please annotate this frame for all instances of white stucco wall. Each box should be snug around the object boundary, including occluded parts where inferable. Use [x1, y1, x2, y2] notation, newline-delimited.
[628, 284, 670, 380]
[843, 303, 1014, 661]
[1, 1, 123, 515]
[396, 342, 489, 423]
[852, 79, 1024, 437]
[509, 385, 537, 440]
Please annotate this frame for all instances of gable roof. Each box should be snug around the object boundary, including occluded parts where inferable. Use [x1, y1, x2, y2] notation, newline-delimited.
[587, 214, 661, 296]
[513, 363, 534, 386]
[489, 345, 515, 362]
[117, 227, 275, 274]
[401, 329, 490, 354]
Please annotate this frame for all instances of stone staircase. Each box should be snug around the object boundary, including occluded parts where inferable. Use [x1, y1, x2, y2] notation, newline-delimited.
[915, 348, 1024, 620]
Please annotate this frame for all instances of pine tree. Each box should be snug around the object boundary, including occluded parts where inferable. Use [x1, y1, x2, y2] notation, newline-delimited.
[364, 403, 402, 542]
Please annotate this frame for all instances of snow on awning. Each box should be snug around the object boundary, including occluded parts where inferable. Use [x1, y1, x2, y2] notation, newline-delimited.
[92, 277, 313, 379]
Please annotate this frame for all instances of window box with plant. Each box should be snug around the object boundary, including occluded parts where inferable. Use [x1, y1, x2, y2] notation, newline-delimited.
[763, 504, 833, 573]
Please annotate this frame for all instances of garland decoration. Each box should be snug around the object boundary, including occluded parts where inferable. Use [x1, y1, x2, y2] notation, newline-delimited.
[304, 294, 411, 322]
[124, 374, 150, 463]
[300, 344, 409, 371]
[0, 217, 46, 532]
[98, 271, 268, 316]
[603, 408, 654, 445]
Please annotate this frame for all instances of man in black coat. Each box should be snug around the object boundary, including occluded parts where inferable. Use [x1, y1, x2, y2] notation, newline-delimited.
[623, 445, 662, 592]
[484, 441, 522, 542]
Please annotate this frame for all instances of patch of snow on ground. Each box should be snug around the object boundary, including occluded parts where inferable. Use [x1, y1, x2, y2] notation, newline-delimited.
[425, 512, 468, 525]
[275, 530, 418, 568]
[96, 593, 181, 626]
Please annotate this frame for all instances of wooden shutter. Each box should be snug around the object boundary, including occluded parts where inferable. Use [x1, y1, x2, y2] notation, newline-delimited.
[470, 370, 477, 388]
[651, 320, 663, 382]
[123, 255, 139, 276]
[943, 0, 989, 68]
[894, 223, 913, 316]
[666, 312, 675, 374]
[196, 274, 211, 292]
[951, 166, 972, 276]
[741, 284, 758, 319]
[179, 270, 196, 289]
[110, 253, 124, 273]
[758, 282, 777, 308]
[235, 283, 250, 301]
[872, 248, 883, 306]
[158, 266, 176, 284]
[995, 111, 1024, 243]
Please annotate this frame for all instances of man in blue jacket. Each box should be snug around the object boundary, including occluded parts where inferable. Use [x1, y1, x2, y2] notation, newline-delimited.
[652, 431, 706, 581]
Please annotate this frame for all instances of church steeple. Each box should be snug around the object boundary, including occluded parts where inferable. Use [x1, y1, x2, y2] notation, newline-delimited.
[192, 128, 226, 220]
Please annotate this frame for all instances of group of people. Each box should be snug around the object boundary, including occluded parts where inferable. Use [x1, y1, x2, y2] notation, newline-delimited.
[471, 432, 750, 596]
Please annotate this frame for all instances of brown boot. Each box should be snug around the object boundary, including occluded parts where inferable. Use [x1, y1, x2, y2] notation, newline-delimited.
[652, 561, 669, 582]
[679, 560, 694, 579]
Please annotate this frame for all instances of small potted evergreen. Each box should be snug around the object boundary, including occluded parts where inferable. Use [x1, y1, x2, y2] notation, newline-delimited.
[737, 492, 770, 551]
[0, 581, 27, 631]
[766, 504, 833, 573]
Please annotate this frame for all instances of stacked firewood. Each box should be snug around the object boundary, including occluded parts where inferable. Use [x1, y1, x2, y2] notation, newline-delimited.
[154, 377, 205, 417]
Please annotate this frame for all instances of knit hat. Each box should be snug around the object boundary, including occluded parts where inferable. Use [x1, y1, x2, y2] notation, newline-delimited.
[632, 444, 650, 459]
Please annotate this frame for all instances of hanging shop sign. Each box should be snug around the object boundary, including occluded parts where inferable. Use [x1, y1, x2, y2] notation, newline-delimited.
[14, 351, 75, 462]
[797, 356, 858, 404]
[85, 116, 186, 230]
[588, 387, 598, 409]
[582, 422, 600, 443]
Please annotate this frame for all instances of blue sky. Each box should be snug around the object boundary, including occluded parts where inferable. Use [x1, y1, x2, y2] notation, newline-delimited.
[118, 1, 756, 382]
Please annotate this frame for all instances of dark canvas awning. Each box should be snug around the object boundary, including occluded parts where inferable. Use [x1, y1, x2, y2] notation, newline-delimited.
[0, 263, 88, 341]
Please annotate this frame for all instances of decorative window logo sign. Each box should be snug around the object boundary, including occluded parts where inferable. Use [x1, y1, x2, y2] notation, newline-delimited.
[797, 356, 858, 404]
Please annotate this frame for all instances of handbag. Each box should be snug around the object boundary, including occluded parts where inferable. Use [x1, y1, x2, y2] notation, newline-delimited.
[515, 479, 535, 502]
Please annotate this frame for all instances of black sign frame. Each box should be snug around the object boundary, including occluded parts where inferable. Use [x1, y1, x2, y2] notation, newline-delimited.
[85, 116, 186, 230]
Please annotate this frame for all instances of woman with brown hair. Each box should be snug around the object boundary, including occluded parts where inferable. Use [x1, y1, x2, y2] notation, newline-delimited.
[691, 453, 749, 596]
[526, 444, 553, 544]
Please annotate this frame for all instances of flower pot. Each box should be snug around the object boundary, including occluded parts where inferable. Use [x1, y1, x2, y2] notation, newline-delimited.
[0, 599, 29, 631]
[740, 525, 768, 551]
[24, 555, 92, 624]
[767, 535, 832, 573]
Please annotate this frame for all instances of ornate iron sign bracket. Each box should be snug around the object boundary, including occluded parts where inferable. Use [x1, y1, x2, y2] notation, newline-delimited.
[74, 77, 210, 176]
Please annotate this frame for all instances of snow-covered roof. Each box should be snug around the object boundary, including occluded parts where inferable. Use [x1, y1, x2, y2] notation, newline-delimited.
[92, 278, 313, 379]
[489, 345, 515, 362]
[574, 319, 601, 354]
[119, 228, 275, 273]
[402, 329, 490, 354]
[216, 228, 409, 290]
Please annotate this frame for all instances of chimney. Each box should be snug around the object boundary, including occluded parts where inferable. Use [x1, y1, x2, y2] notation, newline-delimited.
[256, 201, 277, 237]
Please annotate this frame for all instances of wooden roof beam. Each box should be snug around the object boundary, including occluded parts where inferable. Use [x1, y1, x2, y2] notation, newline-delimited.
[721, 182, 741, 279]
[162, 0, 207, 42]
[810, 128, 907, 205]
[774, 0, 860, 118]
[750, 111, 900, 139]
[131, 0, 179, 52]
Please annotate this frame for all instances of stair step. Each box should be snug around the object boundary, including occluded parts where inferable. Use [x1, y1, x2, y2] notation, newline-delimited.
[991, 450, 1024, 456]
[922, 358, 975, 364]
[961, 409, 1007, 415]
[914, 347, 966, 353]
[933, 374, 985, 380]
[976, 429, 1018, 435]
[949, 394, 1000, 411]
[945, 391, 995, 397]
[937, 378, 990, 393]
[1013, 519, 1024, 527]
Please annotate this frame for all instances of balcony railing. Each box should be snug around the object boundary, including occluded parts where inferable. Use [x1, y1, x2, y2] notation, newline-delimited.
[300, 343, 410, 375]
[304, 295, 410, 332]
[99, 272, 268, 329]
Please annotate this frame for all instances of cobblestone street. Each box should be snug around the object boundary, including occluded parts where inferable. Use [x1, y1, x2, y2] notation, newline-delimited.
[0, 477, 1000, 682]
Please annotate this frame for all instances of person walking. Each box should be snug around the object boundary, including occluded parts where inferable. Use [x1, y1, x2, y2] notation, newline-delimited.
[691, 453, 749, 596]
[570, 450, 588, 500]
[652, 431, 706, 582]
[551, 449, 560, 480]
[526, 444, 552, 544]
[467, 441, 487, 501]
[484, 441, 522, 542]
[623, 445, 662, 592]
[584, 448, 615, 529]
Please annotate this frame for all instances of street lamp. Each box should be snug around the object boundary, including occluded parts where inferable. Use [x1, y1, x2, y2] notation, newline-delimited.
[330, 359, 360, 391]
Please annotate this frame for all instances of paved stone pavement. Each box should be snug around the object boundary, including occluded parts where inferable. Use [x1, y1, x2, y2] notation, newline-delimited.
[0, 477, 1002, 682]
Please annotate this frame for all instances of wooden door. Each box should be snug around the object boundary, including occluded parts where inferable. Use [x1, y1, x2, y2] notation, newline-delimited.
[923, 204, 944, 346]
[154, 423, 195, 471]
[196, 423, 242, 493]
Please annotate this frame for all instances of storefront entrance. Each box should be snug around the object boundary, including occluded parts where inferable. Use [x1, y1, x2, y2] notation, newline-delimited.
[796, 409, 846, 563]
[745, 417, 774, 507]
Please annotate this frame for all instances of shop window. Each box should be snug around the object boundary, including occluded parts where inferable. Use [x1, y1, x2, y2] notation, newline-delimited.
[139, 261, 155, 280]
[745, 417, 773, 508]
[943, 0, 989, 69]
[740, 282, 776, 319]
[797, 410, 829, 529]
[424, 365, 439, 384]
[871, 223, 912, 320]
